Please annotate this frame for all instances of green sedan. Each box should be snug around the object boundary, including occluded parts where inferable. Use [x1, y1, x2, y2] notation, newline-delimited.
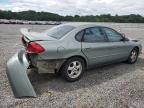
[6, 23, 142, 98]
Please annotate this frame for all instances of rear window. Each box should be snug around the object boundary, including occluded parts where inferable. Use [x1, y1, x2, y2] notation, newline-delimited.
[45, 25, 75, 39]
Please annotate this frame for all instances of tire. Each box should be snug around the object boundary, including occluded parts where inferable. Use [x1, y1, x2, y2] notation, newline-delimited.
[61, 57, 85, 82]
[127, 48, 138, 64]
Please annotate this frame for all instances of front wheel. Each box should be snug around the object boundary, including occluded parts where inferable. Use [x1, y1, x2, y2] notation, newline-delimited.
[127, 48, 138, 64]
[61, 57, 85, 82]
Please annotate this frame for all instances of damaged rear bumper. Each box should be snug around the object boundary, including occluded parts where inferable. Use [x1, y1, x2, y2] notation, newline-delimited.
[6, 50, 37, 98]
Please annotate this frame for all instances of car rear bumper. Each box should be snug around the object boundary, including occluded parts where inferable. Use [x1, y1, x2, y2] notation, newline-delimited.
[27, 54, 65, 74]
[6, 50, 37, 98]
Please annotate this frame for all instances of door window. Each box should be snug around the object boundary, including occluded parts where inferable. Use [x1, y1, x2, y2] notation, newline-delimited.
[83, 27, 106, 42]
[102, 27, 123, 42]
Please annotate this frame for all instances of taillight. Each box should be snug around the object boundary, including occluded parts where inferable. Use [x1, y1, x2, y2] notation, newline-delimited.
[26, 42, 45, 54]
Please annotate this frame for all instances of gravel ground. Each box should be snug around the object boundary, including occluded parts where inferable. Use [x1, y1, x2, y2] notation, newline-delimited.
[0, 23, 144, 108]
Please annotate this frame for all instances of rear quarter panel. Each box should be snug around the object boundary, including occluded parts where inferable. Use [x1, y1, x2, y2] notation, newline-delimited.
[35, 29, 88, 63]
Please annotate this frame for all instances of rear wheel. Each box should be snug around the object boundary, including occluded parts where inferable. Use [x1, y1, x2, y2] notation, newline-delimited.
[127, 48, 138, 64]
[61, 57, 85, 82]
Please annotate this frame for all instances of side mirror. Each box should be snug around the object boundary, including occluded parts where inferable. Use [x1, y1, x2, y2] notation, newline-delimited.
[120, 33, 129, 41]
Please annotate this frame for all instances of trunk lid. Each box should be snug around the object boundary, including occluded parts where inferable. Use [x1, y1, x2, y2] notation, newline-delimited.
[20, 28, 57, 41]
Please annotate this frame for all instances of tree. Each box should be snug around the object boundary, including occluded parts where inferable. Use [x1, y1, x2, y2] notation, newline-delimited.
[0, 10, 143, 23]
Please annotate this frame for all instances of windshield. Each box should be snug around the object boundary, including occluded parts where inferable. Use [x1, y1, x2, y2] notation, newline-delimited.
[44, 25, 75, 39]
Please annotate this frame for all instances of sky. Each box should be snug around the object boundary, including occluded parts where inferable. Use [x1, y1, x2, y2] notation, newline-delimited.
[0, 0, 144, 16]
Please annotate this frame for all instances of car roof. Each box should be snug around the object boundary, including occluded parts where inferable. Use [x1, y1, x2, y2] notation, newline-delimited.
[62, 22, 106, 28]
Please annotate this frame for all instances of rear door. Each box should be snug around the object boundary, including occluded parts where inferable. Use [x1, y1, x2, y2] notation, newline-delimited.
[82, 27, 114, 65]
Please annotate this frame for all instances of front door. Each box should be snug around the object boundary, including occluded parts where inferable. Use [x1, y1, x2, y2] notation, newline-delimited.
[101, 27, 131, 61]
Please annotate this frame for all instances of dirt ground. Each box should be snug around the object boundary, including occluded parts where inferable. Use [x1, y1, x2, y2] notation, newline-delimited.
[0, 23, 144, 108]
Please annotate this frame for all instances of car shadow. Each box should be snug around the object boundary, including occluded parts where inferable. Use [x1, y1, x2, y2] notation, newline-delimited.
[28, 57, 144, 96]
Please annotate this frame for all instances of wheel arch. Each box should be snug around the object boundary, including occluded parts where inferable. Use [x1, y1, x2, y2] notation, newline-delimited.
[66, 55, 87, 67]
[133, 46, 139, 54]
[58, 55, 87, 74]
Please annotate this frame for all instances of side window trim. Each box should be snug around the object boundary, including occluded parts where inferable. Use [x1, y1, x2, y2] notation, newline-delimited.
[75, 30, 85, 42]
